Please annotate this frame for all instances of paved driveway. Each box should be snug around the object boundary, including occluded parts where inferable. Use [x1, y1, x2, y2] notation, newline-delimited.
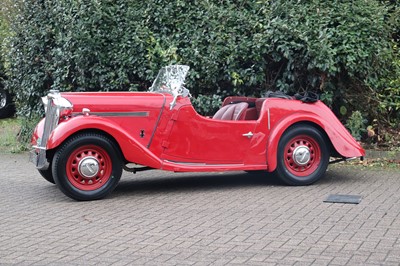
[0, 153, 399, 265]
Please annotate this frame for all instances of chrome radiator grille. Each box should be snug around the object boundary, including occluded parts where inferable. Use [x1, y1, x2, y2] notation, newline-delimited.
[32, 90, 62, 169]
[40, 93, 61, 150]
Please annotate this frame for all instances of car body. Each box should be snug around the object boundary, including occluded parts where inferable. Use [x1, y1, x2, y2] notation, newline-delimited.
[30, 65, 365, 200]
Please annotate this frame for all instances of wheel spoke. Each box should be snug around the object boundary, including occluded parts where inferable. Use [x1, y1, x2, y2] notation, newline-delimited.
[283, 135, 321, 177]
[66, 145, 112, 191]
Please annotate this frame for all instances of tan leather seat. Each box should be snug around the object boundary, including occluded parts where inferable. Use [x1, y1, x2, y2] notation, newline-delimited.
[212, 102, 249, 120]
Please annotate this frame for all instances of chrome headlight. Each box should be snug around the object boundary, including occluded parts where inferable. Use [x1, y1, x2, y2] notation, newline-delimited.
[41, 96, 48, 112]
[53, 95, 73, 117]
[42, 90, 73, 117]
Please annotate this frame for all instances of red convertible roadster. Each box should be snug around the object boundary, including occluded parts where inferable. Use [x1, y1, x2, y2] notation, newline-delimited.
[30, 65, 365, 200]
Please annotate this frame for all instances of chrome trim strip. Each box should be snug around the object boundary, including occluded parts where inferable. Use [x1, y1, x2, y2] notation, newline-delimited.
[88, 111, 149, 117]
[164, 160, 243, 166]
[267, 108, 271, 130]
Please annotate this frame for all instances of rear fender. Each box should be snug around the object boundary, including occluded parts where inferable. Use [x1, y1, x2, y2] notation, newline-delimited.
[46, 116, 162, 169]
[267, 114, 365, 172]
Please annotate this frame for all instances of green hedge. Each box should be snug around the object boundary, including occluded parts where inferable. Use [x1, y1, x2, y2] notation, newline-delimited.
[4, 0, 399, 119]
[0, 15, 8, 83]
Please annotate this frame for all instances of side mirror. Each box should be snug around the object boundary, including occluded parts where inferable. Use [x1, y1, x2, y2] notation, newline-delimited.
[181, 87, 191, 98]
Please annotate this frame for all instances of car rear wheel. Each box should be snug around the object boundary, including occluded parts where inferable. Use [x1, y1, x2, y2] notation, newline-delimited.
[52, 133, 122, 201]
[275, 125, 329, 185]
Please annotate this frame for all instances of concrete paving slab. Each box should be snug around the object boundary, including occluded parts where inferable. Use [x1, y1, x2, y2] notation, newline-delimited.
[0, 153, 399, 265]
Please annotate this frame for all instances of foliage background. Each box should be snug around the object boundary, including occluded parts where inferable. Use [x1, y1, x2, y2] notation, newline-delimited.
[1, 0, 399, 131]
[0, 13, 9, 86]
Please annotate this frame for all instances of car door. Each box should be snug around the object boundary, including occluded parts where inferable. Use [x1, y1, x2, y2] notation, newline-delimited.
[161, 105, 257, 164]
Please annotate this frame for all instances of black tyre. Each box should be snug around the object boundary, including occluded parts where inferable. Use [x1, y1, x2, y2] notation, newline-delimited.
[38, 168, 55, 184]
[275, 125, 329, 185]
[52, 133, 122, 201]
[0, 88, 14, 119]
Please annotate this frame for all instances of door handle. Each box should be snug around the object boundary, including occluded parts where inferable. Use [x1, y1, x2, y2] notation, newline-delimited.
[242, 132, 253, 138]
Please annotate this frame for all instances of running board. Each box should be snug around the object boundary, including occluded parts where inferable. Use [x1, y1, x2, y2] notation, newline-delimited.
[161, 160, 268, 172]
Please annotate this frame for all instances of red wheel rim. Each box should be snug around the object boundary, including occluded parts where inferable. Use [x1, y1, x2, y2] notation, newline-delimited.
[283, 135, 321, 177]
[66, 145, 112, 191]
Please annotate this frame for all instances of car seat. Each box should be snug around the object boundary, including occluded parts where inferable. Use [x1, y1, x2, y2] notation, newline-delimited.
[212, 102, 249, 120]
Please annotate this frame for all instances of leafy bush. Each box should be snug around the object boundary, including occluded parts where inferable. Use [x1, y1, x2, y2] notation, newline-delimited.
[0, 14, 8, 83]
[191, 94, 222, 116]
[265, 0, 398, 119]
[345, 111, 367, 141]
[5, 1, 270, 117]
[377, 45, 400, 125]
[3, 0, 399, 125]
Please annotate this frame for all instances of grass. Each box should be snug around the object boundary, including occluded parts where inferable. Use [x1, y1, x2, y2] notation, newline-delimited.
[0, 118, 26, 153]
[350, 158, 400, 169]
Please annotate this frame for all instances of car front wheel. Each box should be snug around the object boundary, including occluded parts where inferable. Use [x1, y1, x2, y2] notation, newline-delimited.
[275, 125, 329, 186]
[52, 133, 122, 201]
[38, 168, 55, 184]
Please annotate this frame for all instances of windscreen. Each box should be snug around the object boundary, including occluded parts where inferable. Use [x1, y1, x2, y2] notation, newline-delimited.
[149, 65, 190, 94]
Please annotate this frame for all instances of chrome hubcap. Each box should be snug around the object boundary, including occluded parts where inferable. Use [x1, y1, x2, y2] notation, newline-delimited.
[78, 157, 100, 179]
[292, 146, 311, 166]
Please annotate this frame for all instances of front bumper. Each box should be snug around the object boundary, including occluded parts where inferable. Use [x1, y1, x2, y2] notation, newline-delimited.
[29, 148, 49, 170]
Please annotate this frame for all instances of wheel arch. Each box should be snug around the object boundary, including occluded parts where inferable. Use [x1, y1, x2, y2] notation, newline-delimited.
[46, 116, 163, 169]
[47, 128, 125, 162]
[267, 120, 339, 172]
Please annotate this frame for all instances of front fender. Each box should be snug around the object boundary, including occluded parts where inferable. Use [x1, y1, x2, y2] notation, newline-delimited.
[46, 116, 162, 169]
[266, 113, 365, 172]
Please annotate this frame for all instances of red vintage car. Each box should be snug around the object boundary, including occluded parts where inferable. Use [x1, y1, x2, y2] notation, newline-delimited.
[30, 65, 365, 200]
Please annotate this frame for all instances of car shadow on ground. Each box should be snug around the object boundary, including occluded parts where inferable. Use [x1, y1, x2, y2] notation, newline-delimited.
[112, 167, 355, 197]
[113, 171, 287, 196]
[34, 167, 355, 201]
